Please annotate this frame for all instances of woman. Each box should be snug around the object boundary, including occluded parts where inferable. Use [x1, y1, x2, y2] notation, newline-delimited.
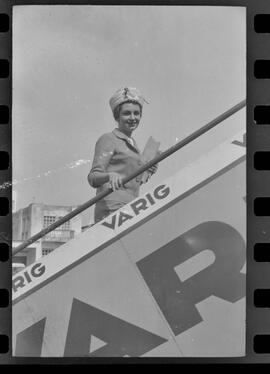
[88, 87, 158, 223]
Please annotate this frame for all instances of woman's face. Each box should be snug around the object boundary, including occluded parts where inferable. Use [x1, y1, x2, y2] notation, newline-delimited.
[117, 102, 141, 136]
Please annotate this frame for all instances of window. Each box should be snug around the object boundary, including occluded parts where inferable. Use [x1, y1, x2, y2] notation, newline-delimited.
[42, 248, 54, 256]
[43, 215, 70, 230]
[22, 217, 28, 232]
[57, 217, 70, 231]
[43, 215, 56, 228]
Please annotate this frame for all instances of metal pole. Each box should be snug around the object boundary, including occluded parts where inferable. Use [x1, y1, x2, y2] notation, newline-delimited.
[13, 99, 246, 256]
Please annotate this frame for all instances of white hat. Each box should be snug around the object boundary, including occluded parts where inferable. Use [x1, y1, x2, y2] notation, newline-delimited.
[109, 87, 148, 113]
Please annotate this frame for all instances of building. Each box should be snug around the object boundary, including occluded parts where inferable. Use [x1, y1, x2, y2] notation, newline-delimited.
[13, 203, 82, 267]
[12, 239, 42, 275]
[12, 190, 17, 213]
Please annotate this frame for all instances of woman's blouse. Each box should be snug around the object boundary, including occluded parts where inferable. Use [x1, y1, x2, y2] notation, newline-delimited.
[88, 128, 144, 204]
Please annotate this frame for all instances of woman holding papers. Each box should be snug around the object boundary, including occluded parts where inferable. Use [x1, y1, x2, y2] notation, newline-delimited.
[88, 87, 159, 223]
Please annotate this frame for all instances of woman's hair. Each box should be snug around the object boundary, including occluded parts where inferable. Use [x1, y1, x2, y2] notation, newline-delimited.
[113, 100, 142, 121]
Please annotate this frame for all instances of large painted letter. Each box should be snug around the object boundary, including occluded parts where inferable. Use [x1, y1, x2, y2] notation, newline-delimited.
[64, 298, 167, 356]
[137, 221, 245, 335]
[15, 318, 46, 356]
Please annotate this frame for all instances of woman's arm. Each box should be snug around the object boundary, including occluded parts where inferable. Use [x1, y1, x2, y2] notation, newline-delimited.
[88, 172, 110, 187]
[88, 134, 123, 190]
[88, 134, 114, 188]
[88, 171, 123, 190]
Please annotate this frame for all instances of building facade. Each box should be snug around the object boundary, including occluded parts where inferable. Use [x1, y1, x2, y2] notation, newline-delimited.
[13, 203, 82, 267]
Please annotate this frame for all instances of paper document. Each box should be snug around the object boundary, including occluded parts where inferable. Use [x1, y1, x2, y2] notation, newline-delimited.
[140, 136, 161, 184]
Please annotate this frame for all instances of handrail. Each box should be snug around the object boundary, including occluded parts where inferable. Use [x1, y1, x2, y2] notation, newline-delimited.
[13, 99, 246, 256]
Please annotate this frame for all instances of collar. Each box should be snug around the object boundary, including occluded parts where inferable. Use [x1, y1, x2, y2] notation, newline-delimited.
[112, 128, 140, 153]
[112, 128, 130, 140]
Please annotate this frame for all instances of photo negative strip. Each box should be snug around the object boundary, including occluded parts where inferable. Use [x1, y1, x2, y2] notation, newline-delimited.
[10, 5, 247, 358]
[9, 1, 270, 363]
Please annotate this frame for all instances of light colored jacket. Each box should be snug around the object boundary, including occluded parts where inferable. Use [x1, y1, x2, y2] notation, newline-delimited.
[88, 128, 144, 204]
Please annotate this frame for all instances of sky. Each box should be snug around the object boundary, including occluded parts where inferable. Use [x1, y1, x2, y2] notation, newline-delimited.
[12, 5, 246, 224]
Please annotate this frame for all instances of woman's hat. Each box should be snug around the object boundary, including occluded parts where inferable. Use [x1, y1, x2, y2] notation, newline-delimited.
[109, 87, 148, 113]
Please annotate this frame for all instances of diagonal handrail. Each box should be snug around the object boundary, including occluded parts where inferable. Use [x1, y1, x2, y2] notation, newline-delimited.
[13, 99, 246, 256]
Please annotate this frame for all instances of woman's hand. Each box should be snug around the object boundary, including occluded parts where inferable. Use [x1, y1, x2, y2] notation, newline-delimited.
[140, 163, 158, 185]
[148, 164, 158, 175]
[108, 172, 123, 191]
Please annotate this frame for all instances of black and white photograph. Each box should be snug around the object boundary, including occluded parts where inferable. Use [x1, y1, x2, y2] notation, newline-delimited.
[11, 5, 246, 357]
